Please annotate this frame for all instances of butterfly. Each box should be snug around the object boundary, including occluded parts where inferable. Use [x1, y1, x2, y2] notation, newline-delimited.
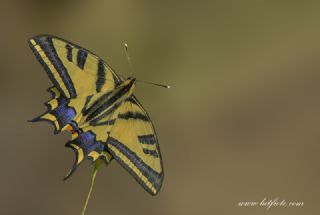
[28, 35, 164, 195]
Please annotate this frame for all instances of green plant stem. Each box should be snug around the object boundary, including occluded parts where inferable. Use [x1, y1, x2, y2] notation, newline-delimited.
[81, 161, 100, 215]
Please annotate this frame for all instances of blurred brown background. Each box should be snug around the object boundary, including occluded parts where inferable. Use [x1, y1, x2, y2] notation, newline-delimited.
[1, 0, 320, 214]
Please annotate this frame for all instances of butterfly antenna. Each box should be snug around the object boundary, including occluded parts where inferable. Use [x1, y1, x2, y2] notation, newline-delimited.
[124, 43, 170, 89]
[124, 43, 134, 77]
[136, 79, 171, 89]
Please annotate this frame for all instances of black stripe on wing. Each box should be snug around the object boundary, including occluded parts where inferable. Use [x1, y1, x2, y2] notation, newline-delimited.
[108, 137, 163, 195]
[142, 149, 159, 157]
[85, 85, 131, 121]
[65, 44, 73, 62]
[138, 134, 157, 145]
[28, 40, 65, 96]
[89, 102, 121, 126]
[91, 119, 116, 126]
[96, 60, 106, 92]
[118, 112, 150, 121]
[77, 49, 88, 69]
[30, 36, 77, 98]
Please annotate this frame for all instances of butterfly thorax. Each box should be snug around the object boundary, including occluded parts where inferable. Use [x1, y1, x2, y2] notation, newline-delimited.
[81, 77, 136, 124]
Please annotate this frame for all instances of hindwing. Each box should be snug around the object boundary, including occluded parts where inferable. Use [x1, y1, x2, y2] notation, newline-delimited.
[29, 34, 124, 133]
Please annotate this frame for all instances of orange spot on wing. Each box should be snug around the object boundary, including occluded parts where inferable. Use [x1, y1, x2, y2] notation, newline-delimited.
[66, 125, 76, 134]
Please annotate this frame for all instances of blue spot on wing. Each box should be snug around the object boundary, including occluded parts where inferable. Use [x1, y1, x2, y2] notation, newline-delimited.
[50, 97, 76, 129]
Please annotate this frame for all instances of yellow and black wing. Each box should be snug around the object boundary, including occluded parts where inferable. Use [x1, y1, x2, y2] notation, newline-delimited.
[29, 35, 123, 133]
[107, 96, 164, 195]
[28, 35, 122, 176]
[28, 34, 122, 98]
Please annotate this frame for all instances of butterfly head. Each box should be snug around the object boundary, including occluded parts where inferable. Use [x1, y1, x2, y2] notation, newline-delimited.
[122, 77, 136, 94]
[126, 77, 136, 85]
[127, 76, 136, 81]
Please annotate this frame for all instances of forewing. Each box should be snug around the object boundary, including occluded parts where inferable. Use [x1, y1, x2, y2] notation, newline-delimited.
[107, 96, 164, 195]
[28, 34, 123, 98]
